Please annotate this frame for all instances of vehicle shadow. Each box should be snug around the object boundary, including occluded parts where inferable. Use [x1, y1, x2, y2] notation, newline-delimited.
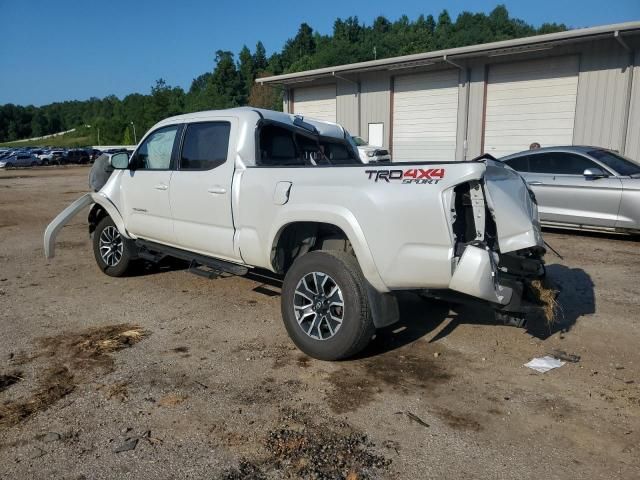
[356, 293, 457, 358]
[525, 264, 595, 339]
[359, 263, 596, 357]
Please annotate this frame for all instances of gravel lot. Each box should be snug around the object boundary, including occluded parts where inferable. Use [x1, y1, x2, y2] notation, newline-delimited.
[1, 167, 639, 479]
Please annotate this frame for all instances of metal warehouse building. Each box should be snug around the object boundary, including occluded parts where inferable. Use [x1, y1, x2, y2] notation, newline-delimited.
[258, 21, 640, 162]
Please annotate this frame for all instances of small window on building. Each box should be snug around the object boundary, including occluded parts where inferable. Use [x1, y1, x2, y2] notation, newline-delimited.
[180, 122, 231, 170]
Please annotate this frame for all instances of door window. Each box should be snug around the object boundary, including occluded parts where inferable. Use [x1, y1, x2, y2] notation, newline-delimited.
[180, 122, 231, 170]
[132, 125, 179, 170]
[505, 156, 529, 172]
[528, 153, 597, 175]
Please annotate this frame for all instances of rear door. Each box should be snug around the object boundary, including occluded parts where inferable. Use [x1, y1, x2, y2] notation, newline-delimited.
[527, 152, 622, 227]
[169, 119, 240, 261]
[120, 124, 181, 244]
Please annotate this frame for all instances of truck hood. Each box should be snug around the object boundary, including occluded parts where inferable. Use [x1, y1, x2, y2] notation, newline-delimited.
[483, 160, 544, 253]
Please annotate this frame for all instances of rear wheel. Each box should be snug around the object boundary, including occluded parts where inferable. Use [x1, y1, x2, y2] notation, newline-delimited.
[5, 162, 14, 169]
[30, 161, 37, 167]
[92, 216, 136, 277]
[281, 250, 374, 360]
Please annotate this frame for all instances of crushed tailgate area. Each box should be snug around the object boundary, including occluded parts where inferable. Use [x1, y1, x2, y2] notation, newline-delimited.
[1, 167, 639, 479]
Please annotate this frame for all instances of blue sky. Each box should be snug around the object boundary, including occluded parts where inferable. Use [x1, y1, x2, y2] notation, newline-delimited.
[0, 0, 638, 106]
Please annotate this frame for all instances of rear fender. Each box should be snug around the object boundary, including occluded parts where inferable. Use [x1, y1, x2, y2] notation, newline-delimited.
[44, 192, 129, 259]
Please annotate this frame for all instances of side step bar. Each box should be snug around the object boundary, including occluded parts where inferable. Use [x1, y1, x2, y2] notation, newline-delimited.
[135, 239, 249, 277]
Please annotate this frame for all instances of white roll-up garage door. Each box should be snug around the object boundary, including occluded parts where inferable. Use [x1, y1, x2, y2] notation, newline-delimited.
[392, 69, 460, 162]
[292, 85, 336, 122]
[484, 56, 579, 158]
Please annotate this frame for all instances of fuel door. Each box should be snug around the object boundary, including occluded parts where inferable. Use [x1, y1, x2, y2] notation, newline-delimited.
[273, 181, 292, 205]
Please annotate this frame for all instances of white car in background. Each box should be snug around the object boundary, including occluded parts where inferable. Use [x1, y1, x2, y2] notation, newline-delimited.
[351, 136, 391, 163]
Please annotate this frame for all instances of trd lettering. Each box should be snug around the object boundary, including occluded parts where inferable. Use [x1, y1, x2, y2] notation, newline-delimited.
[366, 168, 446, 183]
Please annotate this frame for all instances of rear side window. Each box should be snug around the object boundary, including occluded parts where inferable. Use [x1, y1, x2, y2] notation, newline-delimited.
[258, 125, 304, 166]
[505, 156, 529, 172]
[529, 153, 597, 175]
[180, 122, 231, 170]
[321, 140, 358, 165]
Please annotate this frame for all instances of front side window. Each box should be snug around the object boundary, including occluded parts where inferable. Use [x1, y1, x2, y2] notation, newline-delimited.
[133, 125, 179, 170]
[528, 153, 597, 175]
[180, 122, 231, 170]
[588, 150, 640, 176]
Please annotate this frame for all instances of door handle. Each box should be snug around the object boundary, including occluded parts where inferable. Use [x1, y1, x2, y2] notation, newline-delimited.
[527, 181, 543, 185]
[207, 186, 227, 194]
[154, 183, 168, 190]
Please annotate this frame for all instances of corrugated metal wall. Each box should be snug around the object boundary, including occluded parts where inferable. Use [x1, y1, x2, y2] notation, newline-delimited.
[359, 73, 391, 148]
[573, 39, 632, 152]
[284, 35, 639, 162]
[336, 79, 359, 135]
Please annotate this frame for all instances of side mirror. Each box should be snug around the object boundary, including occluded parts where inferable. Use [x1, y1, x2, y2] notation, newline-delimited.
[583, 167, 607, 179]
[110, 152, 129, 170]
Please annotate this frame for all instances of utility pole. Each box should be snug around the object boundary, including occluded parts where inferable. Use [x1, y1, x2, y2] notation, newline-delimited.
[130, 122, 137, 144]
[97, 127, 100, 146]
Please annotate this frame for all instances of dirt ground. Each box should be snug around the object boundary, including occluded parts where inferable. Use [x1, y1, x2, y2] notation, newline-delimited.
[1, 166, 639, 479]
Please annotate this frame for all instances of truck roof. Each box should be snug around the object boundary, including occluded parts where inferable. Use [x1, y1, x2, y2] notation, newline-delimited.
[152, 107, 347, 141]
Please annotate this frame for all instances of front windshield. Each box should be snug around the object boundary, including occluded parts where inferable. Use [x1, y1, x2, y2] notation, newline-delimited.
[589, 150, 640, 176]
[351, 136, 367, 147]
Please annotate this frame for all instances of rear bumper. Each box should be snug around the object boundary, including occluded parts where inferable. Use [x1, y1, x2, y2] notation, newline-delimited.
[448, 244, 545, 311]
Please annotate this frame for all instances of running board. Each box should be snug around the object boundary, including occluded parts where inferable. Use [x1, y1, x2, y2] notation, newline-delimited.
[135, 239, 249, 277]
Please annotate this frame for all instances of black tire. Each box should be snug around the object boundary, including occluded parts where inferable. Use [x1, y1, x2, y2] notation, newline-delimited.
[42, 160, 49, 166]
[30, 161, 38, 167]
[281, 250, 374, 361]
[5, 162, 14, 169]
[92, 216, 136, 277]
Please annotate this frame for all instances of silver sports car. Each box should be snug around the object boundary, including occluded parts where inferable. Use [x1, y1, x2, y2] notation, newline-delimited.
[500, 146, 640, 234]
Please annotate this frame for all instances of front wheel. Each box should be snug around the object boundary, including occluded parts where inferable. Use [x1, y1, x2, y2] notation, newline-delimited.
[281, 250, 374, 360]
[92, 216, 136, 276]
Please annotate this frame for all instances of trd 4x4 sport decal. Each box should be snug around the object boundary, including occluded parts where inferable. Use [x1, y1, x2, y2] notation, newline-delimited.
[365, 168, 445, 184]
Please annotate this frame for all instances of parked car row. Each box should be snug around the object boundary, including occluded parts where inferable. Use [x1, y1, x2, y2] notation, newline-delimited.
[0, 147, 105, 168]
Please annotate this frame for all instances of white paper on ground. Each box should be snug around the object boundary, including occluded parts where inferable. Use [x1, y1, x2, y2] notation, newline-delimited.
[524, 356, 566, 373]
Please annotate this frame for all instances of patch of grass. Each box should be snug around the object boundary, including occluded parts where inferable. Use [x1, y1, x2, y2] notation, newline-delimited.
[0, 127, 94, 148]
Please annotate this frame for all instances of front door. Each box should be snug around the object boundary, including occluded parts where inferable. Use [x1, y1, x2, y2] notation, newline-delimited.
[169, 119, 239, 261]
[526, 152, 622, 227]
[120, 124, 181, 245]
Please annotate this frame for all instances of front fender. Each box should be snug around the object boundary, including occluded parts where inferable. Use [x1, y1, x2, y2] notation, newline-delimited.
[267, 205, 389, 293]
[44, 192, 129, 259]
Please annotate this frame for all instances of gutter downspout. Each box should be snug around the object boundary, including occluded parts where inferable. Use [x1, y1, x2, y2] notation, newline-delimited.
[615, 30, 634, 155]
[444, 54, 471, 160]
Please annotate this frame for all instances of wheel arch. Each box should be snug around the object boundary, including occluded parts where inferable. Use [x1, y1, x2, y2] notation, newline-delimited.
[89, 192, 130, 239]
[268, 213, 388, 293]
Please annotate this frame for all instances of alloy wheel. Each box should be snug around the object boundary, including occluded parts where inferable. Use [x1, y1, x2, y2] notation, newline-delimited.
[293, 271, 345, 340]
[99, 226, 123, 267]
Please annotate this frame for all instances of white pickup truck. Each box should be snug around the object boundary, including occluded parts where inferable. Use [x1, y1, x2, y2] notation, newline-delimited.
[45, 107, 546, 360]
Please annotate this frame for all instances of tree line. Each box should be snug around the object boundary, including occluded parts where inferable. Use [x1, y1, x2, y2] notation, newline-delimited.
[0, 5, 565, 145]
